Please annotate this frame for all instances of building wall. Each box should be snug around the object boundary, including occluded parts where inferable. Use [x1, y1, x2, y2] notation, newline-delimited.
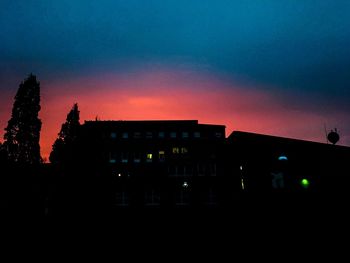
[76, 120, 227, 208]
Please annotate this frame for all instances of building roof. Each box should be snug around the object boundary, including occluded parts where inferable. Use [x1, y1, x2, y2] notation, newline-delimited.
[83, 120, 225, 129]
[228, 130, 350, 151]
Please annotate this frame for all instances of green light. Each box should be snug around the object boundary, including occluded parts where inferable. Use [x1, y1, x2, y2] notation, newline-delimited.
[301, 178, 310, 189]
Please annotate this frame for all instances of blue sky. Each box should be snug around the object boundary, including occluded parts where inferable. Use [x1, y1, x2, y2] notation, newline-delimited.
[1, 0, 350, 155]
[1, 0, 350, 96]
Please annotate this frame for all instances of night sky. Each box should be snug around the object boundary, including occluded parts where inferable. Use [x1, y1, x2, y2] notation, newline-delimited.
[1, 0, 350, 160]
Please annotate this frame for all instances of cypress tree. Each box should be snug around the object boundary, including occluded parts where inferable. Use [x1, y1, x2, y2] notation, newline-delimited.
[3, 74, 42, 164]
[50, 103, 80, 164]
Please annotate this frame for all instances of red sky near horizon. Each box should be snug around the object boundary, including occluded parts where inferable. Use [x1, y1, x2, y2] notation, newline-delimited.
[0, 68, 349, 161]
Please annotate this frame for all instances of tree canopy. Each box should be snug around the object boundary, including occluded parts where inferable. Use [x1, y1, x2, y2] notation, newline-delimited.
[50, 103, 80, 164]
[3, 74, 42, 164]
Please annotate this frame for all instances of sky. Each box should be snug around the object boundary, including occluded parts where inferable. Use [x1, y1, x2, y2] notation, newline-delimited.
[1, 0, 350, 160]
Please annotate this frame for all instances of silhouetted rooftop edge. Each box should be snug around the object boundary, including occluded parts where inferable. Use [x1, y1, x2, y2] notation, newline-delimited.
[84, 120, 226, 128]
[229, 130, 350, 149]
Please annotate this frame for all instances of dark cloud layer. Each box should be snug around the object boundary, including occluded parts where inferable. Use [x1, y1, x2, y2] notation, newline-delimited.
[1, 1, 350, 96]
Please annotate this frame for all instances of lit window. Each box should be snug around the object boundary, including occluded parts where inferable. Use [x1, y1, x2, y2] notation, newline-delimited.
[172, 147, 180, 154]
[122, 132, 128, 139]
[194, 132, 200, 138]
[158, 151, 165, 161]
[181, 147, 188, 154]
[146, 132, 153, 138]
[109, 159, 116, 164]
[146, 153, 153, 162]
[158, 132, 165, 138]
[170, 132, 177, 138]
[110, 132, 117, 139]
[182, 132, 189, 138]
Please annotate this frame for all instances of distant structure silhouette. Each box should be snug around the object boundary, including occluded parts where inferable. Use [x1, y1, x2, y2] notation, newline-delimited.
[327, 128, 340, 145]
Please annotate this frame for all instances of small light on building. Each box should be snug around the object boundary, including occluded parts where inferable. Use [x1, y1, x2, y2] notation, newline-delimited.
[118, 173, 122, 177]
[240, 165, 243, 171]
[182, 181, 189, 188]
[278, 155, 288, 161]
[301, 178, 310, 189]
[241, 178, 245, 190]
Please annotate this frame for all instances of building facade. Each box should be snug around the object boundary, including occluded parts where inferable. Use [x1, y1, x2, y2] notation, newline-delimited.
[226, 131, 350, 195]
[77, 120, 227, 209]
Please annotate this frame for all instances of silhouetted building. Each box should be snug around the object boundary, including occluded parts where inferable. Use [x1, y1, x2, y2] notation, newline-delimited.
[226, 131, 350, 196]
[77, 120, 226, 209]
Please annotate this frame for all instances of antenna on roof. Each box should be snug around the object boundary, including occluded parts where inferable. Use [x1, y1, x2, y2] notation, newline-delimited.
[95, 115, 100, 121]
[327, 128, 340, 145]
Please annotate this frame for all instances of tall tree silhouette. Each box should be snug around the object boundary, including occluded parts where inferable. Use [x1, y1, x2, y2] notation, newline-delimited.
[50, 103, 80, 164]
[3, 74, 42, 164]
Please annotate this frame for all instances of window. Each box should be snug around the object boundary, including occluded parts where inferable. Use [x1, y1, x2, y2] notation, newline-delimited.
[177, 165, 184, 175]
[109, 152, 117, 163]
[198, 163, 205, 176]
[110, 132, 117, 139]
[175, 188, 190, 206]
[121, 152, 128, 163]
[115, 190, 129, 206]
[158, 132, 165, 138]
[215, 132, 222, 138]
[184, 165, 193, 175]
[194, 132, 200, 138]
[181, 147, 188, 154]
[168, 165, 176, 175]
[170, 132, 177, 138]
[146, 132, 153, 138]
[158, 151, 165, 161]
[205, 188, 217, 205]
[134, 153, 141, 163]
[144, 188, 161, 206]
[210, 163, 217, 176]
[182, 132, 189, 138]
[172, 147, 180, 154]
[122, 132, 128, 139]
[134, 132, 141, 138]
[146, 153, 153, 163]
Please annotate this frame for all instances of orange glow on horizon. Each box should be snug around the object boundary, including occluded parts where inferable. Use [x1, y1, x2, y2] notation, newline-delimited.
[1, 68, 349, 161]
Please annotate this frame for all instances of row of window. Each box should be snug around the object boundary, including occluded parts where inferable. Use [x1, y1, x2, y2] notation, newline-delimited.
[109, 148, 188, 163]
[115, 188, 217, 206]
[110, 131, 223, 139]
[168, 164, 217, 176]
[113, 163, 217, 177]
